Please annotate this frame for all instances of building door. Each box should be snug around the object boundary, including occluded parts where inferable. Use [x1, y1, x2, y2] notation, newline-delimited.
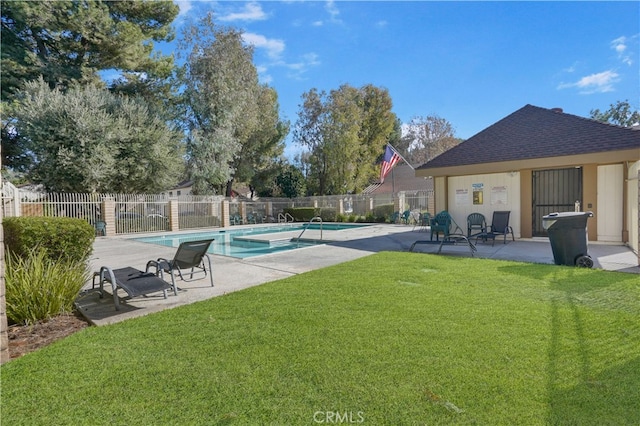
[532, 167, 582, 237]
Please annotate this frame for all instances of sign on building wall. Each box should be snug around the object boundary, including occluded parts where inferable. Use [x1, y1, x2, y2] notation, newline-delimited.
[472, 183, 484, 205]
[491, 185, 508, 205]
[455, 188, 469, 205]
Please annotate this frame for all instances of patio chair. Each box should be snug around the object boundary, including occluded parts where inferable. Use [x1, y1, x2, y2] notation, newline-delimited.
[466, 213, 487, 238]
[430, 211, 452, 241]
[93, 265, 173, 311]
[389, 211, 400, 224]
[231, 214, 244, 225]
[94, 220, 107, 236]
[477, 211, 514, 246]
[401, 210, 412, 224]
[148, 239, 215, 290]
[413, 212, 431, 231]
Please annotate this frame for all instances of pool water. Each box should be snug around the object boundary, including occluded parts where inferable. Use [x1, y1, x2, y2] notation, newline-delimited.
[132, 223, 369, 259]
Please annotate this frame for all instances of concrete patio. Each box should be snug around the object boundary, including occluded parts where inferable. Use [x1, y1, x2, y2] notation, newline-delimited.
[76, 224, 639, 327]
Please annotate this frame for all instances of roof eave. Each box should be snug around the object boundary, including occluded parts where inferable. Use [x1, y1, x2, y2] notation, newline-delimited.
[415, 149, 640, 178]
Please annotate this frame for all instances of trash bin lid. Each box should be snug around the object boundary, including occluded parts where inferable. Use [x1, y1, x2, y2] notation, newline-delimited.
[542, 211, 594, 219]
[542, 211, 593, 230]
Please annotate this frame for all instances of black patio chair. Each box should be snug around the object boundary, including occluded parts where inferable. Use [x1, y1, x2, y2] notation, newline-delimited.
[478, 211, 514, 245]
[94, 266, 173, 311]
[148, 239, 215, 291]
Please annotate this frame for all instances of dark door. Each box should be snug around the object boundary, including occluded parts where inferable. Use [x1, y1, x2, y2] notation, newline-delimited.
[532, 168, 582, 236]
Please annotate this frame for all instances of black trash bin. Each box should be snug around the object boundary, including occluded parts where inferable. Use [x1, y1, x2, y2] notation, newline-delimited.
[542, 211, 594, 267]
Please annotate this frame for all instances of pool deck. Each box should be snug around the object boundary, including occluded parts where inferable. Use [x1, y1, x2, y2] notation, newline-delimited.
[77, 223, 639, 327]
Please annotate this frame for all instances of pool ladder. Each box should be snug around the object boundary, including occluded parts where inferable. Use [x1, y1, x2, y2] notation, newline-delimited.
[278, 212, 294, 223]
[295, 216, 323, 247]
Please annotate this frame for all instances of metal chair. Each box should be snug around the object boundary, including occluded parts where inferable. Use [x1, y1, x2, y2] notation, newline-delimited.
[477, 211, 514, 245]
[148, 239, 215, 291]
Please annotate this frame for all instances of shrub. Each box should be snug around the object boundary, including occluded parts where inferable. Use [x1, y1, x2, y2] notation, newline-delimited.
[5, 249, 90, 325]
[3, 217, 95, 263]
[283, 207, 316, 222]
[373, 204, 394, 220]
[317, 207, 337, 222]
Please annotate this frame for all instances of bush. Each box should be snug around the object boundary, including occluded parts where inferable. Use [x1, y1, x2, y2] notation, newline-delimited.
[373, 204, 395, 221]
[3, 217, 95, 263]
[283, 207, 316, 222]
[317, 207, 337, 222]
[5, 249, 90, 325]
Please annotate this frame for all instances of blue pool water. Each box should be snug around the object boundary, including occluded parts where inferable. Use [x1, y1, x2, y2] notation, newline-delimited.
[132, 223, 369, 259]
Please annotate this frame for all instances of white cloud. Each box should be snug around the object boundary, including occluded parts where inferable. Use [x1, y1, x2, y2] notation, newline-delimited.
[611, 35, 636, 66]
[242, 33, 285, 60]
[284, 52, 321, 80]
[376, 20, 388, 29]
[312, 20, 324, 27]
[557, 70, 620, 94]
[325, 0, 341, 23]
[219, 2, 267, 22]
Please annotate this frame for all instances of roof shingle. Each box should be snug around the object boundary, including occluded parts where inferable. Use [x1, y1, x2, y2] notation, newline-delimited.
[417, 104, 640, 170]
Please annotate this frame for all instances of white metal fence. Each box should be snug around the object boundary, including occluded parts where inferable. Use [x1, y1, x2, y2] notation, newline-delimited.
[1, 181, 433, 234]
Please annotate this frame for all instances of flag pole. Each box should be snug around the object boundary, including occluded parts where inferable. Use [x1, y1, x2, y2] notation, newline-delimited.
[388, 143, 414, 170]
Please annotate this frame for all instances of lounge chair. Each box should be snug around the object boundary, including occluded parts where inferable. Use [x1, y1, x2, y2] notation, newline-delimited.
[477, 211, 515, 245]
[94, 266, 173, 311]
[466, 213, 487, 238]
[148, 239, 215, 290]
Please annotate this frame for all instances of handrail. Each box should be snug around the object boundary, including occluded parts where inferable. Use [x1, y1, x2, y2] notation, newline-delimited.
[295, 216, 323, 246]
[278, 212, 294, 223]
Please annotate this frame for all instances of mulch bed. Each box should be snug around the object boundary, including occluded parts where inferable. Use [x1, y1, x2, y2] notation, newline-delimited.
[7, 312, 91, 359]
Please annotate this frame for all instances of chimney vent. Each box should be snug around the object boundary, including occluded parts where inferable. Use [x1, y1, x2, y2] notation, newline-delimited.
[551, 107, 563, 113]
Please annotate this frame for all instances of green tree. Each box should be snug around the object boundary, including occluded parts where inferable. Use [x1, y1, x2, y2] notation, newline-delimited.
[293, 88, 327, 195]
[1, 0, 180, 173]
[230, 85, 289, 197]
[275, 164, 306, 199]
[11, 79, 183, 193]
[293, 84, 396, 195]
[590, 100, 640, 127]
[0, 0, 178, 101]
[180, 15, 262, 195]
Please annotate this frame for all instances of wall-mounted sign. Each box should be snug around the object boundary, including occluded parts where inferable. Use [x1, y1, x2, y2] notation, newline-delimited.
[491, 185, 508, 205]
[455, 188, 469, 205]
[472, 183, 484, 205]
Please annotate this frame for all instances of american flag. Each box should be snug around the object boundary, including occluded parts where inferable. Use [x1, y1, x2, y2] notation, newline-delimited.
[380, 144, 401, 183]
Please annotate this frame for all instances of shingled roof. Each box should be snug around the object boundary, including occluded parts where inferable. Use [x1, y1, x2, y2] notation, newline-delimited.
[416, 104, 640, 177]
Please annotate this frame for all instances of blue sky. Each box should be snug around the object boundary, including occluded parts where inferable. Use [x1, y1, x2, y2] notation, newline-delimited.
[167, 1, 639, 159]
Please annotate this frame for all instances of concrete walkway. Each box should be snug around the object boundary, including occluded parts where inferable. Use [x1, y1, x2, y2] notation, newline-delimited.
[76, 224, 639, 326]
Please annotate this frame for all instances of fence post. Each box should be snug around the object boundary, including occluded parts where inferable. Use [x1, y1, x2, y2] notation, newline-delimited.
[11, 187, 20, 217]
[221, 200, 230, 228]
[266, 201, 273, 221]
[102, 197, 115, 236]
[169, 200, 179, 231]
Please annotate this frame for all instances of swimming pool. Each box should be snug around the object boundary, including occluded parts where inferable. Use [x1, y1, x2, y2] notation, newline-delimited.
[132, 223, 370, 259]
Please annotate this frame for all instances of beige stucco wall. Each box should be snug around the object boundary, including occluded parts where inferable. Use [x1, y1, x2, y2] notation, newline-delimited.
[446, 172, 521, 237]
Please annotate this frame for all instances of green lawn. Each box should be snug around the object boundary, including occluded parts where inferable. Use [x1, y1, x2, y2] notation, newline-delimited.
[2, 252, 639, 425]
